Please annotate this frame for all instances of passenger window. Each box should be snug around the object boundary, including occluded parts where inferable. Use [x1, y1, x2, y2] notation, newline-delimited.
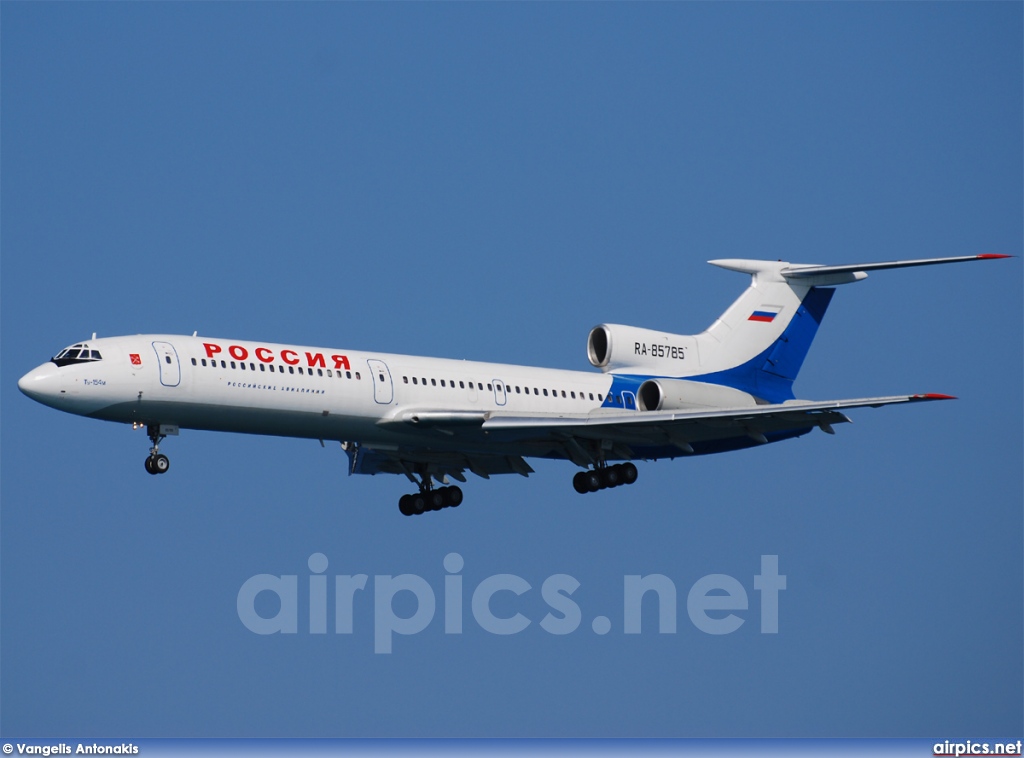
[543, 389, 548, 396]
[431, 379, 436, 386]
[534, 388, 539, 395]
[251, 363, 255, 371]
[240, 362, 246, 370]
[413, 377, 418, 385]
[380, 374, 386, 383]
[327, 370, 333, 377]
[166, 356, 173, 364]
[570, 391, 576, 399]
[230, 361, 236, 369]
[201, 359, 207, 367]
[487, 384, 492, 391]
[355, 372, 361, 380]
[260, 364, 266, 372]
[403, 377, 409, 384]
[477, 383, 483, 390]
[347, 371, 352, 379]
[318, 369, 324, 377]
[598, 394, 603, 401]
[289, 366, 295, 374]
[515, 386, 521, 394]
[191, 358, 197, 366]
[460, 381, 465, 389]
[440, 379, 446, 387]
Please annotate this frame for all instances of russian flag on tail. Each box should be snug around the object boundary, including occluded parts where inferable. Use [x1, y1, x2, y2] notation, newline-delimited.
[748, 306, 782, 323]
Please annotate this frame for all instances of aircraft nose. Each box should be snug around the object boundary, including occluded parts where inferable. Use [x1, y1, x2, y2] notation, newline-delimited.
[18, 362, 63, 404]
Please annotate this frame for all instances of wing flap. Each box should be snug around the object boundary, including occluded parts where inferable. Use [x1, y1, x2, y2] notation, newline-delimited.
[344, 442, 534, 480]
[377, 410, 488, 428]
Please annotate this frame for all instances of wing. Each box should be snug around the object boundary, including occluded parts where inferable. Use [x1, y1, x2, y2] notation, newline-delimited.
[476, 393, 954, 465]
[345, 394, 953, 478]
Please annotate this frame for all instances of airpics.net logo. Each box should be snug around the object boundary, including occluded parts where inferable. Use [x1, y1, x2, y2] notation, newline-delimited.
[236, 553, 786, 653]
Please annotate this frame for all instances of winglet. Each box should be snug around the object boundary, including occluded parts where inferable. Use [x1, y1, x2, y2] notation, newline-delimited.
[910, 393, 958, 401]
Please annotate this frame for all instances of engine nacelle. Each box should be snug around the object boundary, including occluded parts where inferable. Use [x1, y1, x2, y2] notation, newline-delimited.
[636, 378, 759, 412]
[587, 324, 698, 374]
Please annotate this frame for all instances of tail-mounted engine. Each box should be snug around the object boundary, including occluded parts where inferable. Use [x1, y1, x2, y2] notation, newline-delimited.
[636, 378, 760, 411]
[587, 324, 699, 375]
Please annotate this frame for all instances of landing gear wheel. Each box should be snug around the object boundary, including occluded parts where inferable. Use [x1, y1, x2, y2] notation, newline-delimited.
[427, 489, 445, 511]
[399, 494, 414, 516]
[573, 471, 590, 494]
[444, 486, 464, 507]
[600, 466, 621, 488]
[144, 425, 171, 475]
[403, 469, 467, 515]
[621, 462, 638, 484]
[584, 471, 602, 493]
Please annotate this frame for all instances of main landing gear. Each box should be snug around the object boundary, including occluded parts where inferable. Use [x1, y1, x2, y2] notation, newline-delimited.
[572, 462, 638, 494]
[144, 424, 170, 475]
[399, 475, 464, 516]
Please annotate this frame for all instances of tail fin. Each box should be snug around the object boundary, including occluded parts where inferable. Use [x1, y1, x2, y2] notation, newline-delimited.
[691, 254, 1009, 402]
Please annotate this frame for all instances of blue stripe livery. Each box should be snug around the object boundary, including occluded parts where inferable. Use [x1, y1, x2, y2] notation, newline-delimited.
[610, 287, 836, 405]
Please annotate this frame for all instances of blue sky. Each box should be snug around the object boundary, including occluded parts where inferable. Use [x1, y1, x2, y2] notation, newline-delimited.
[2, 2, 1021, 739]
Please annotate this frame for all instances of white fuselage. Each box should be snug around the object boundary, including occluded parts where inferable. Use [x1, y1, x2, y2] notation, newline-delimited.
[19, 334, 622, 455]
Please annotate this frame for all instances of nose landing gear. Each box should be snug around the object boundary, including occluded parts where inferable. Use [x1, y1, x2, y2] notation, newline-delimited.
[142, 423, 176, 475]
[144, 453, 170, 475]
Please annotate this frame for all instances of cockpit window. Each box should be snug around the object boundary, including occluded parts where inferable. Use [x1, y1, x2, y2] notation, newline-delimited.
[52, 343, 103, 367]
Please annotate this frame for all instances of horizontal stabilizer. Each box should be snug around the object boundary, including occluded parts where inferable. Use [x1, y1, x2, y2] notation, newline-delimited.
[781, 254, 1010, 279]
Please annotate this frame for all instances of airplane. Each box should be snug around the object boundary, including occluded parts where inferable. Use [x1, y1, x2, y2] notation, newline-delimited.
[18, 254, 1008, 516]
